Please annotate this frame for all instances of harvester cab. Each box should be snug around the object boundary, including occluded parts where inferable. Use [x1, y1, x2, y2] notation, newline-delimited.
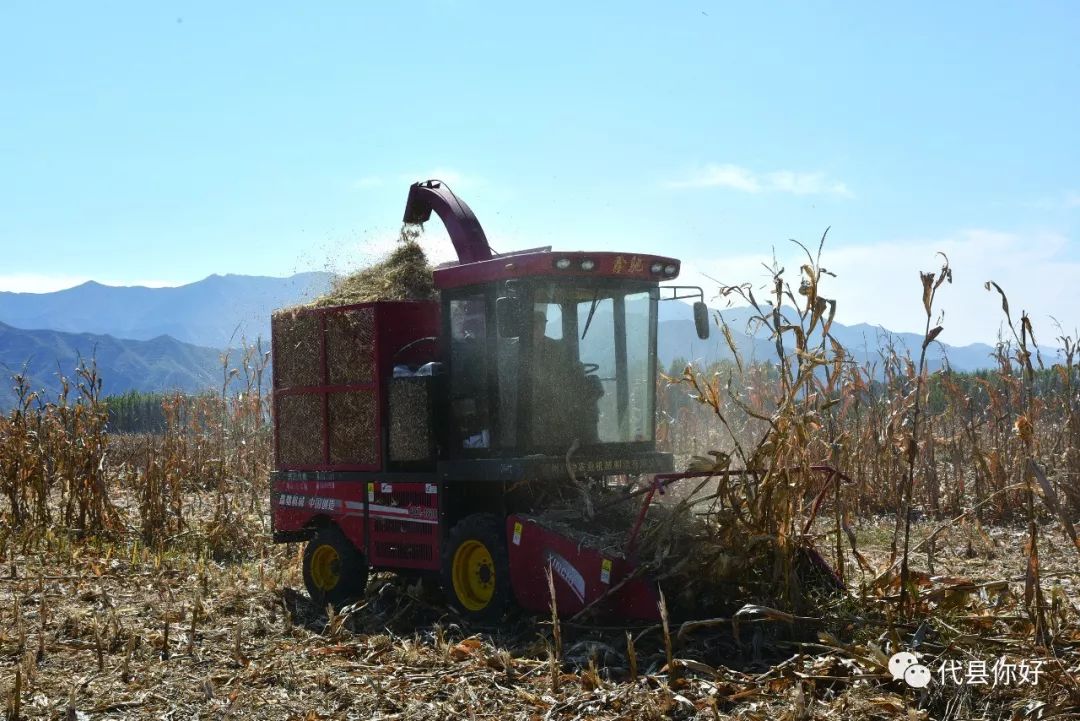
[403, 180, 710, 463]
[271, 180, 712, 622]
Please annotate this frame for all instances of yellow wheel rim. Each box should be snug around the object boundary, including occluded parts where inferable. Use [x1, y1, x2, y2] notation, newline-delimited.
[451, 540, 496, 611]
[310, 545, 340, 591]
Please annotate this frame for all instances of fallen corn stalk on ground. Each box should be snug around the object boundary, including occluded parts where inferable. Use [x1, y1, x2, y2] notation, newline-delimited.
[2, 488, 1078, 720]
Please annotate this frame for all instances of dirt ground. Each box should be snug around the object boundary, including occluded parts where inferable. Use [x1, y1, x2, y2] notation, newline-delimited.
[2, 494, 1079, 721]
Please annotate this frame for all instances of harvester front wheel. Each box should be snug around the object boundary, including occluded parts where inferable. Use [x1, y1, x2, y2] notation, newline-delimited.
[442, 514, 510, 624]
[302, 526, 368, 608]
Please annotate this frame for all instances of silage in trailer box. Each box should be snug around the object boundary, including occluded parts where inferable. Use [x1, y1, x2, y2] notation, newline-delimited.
[271, 301, 440, 471]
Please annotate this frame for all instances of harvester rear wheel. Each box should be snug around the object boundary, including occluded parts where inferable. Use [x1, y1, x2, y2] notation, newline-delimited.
[302, 526, 369, 609]
[442, 514, 510, 624]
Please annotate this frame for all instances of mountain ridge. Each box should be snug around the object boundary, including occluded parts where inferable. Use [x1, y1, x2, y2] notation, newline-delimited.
[0, 273, 1016, 409]
[0, 320, 225, 408]
[0, 272, 333, 347]
[658, 303, 1000, 372]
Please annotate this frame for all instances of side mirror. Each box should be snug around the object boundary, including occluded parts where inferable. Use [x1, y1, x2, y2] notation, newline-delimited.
[496, 296, 523, 337]
[693, 301, 710, 339]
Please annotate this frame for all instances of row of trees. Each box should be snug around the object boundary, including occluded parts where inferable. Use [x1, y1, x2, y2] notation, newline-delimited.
[104, 390, 171, 433]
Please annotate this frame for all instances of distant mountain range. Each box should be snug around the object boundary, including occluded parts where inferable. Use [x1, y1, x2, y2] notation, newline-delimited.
[0, 273, 1005, 408]
[0, 321, 224, 408]
[0, 272, 332, 348]
[656, 302, 1000, 373]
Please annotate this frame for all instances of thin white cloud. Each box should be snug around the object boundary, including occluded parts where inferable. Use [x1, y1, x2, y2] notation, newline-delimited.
[108, 279, 182, 288]
[667, 163, 853, 198]
[0, 274, 91, 293]
[765, 170, 852, 198]
[1065, 191, 1080, 208]
[668, 164, 761, 192]
[678, 229, 1078, 346]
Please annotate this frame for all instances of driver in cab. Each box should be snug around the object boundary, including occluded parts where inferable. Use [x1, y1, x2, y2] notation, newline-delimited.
[530, 309, 601, 447]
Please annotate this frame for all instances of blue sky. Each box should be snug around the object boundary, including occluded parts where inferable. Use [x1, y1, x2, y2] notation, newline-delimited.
[2, 2, 1078, 344]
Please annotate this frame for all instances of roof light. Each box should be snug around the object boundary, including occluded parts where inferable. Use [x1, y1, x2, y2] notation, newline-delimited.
[580, 259, 596, 271]
[664, 264, 678, 276]
[554, 258, 572, 270]
[650, 262, 664, 274]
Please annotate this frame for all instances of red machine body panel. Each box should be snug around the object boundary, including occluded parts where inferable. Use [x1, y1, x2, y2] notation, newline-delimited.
[506, 515, 661, 621]
[274, 479, 370, 551]
[366, 481, 440, 570]
[272, 478, 441, 572]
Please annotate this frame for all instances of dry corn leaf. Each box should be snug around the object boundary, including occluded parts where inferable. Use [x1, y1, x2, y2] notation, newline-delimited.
[450, 638, 483, 661]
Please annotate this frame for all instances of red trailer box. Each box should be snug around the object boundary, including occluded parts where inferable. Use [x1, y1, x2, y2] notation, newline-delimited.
[271, 301, 440, 472]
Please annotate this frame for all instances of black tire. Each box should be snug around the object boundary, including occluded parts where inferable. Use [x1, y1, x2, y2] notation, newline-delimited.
[441, 513, 511, 624]
[302, 525, 369, 608]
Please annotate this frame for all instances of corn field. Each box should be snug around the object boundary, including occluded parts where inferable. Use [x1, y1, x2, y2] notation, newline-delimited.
[0, 249, 1078, 719]
[657, 324, 1080, 527]
[0, 343, 272, 555]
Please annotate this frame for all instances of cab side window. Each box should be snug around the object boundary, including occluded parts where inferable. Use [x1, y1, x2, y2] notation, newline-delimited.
[449, 296, 490, 449]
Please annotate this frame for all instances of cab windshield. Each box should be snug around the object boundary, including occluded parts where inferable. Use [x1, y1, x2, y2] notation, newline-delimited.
[522, 281, 657, 449]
